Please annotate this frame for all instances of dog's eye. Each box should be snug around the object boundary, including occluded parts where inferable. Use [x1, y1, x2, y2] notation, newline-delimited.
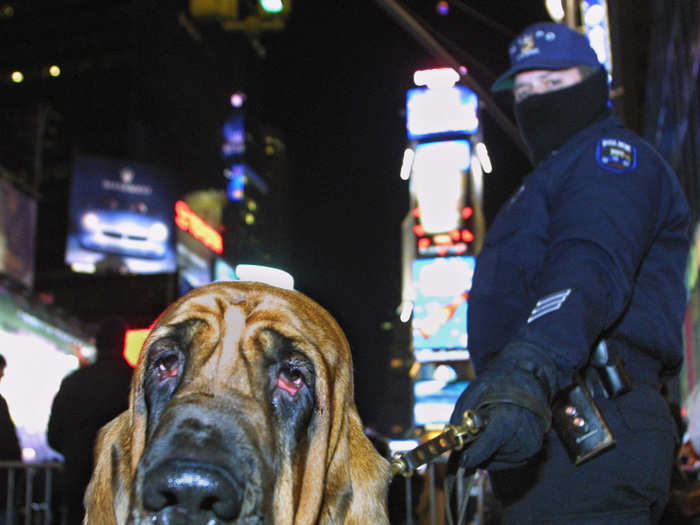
[155, 353, 180, 380]
[277, 364, 305, 396]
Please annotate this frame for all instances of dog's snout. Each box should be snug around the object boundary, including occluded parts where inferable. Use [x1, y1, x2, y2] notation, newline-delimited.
[142, 460, 241, 522]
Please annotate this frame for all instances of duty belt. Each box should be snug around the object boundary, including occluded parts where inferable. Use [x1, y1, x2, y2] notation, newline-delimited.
[582, 339, 633, 400]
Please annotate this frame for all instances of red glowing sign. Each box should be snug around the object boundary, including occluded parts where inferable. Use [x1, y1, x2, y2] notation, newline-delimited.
[412, 205, 474, 256]
[174, 200, 224, 254]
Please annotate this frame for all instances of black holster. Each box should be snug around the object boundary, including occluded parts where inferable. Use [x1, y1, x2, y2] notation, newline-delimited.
[551, 340, 633, 465]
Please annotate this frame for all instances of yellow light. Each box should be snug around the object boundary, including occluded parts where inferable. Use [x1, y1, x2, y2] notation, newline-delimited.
[244, 213, 255, 225]
[10, 71, 23, 83]
[247, 200, 258, 211]
[48, 65, 61, 77]
[0, 5, 15, 18]
[124, 329, 150, 367]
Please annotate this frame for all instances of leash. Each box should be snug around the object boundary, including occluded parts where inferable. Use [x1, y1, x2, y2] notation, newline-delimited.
[390, 410, 485, 477]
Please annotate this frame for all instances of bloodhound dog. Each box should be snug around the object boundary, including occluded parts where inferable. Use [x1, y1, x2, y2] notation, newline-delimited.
[83, 281, 390, 524]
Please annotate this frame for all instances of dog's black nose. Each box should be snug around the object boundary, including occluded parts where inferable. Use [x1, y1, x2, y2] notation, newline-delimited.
[142, 460, 241, 521]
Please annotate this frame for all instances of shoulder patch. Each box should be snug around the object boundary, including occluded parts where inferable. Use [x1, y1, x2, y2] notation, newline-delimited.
[595, 138, 637, 173]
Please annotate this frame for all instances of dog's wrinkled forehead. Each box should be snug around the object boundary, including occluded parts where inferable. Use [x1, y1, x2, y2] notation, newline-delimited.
[143, 281, 350, 367]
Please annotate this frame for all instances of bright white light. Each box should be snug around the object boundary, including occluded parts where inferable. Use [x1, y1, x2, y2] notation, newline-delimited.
[545, 0, 565, 22]
[415, 380, 446, 396]
[260, 0, 284, 13]
[22, 448, 36, 461]
[415, 256, 474, 297]
[48, 65, 61, 77]
[81, 212, 100, 231]
[399, 148, 414, 180]
[388, 439, 420, 456]
[148, 222, 169, 242]
[414, 349, 470, 362]
[413, 68, 460, 89]
[588, 25, 608, 63]
[399, 301, 414, 323]
[0, 330, 82, 460]
[581, 0, 613, 75]
[474, 142, 492, 173]
[230, 91, 246, 108]
[583, 3, 605, 25]
[235, 264, 294, 290]
[70, 262, 96, 274]
[406, 86, 479, 138]
[414, 401, 456, 426]
[412, 141, 469, 233]
[434, 364, 457, 383]
[10, 71, 23, 83]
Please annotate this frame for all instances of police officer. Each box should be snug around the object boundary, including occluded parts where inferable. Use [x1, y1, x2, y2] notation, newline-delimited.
[449, 22, 690, 524]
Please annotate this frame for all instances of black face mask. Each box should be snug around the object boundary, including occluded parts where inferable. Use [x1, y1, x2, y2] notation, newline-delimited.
[514, 67, 610, 165]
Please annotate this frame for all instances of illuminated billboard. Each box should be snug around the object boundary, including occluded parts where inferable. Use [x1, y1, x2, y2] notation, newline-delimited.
[412, 256, 474, 352]
[411, 140, 470, 234]
[406, 85, 478, 139]
[0, 181, 37, 288]
[413, 362, 470, 427]
[65, 156, 178, 275]
[0, 286, 94, 461]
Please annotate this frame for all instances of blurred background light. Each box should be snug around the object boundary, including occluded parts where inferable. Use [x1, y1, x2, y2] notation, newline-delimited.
[413, 67, 459, 89]
[412, 140, 469, 233]
[230, 91, 246, 108]
[475, 142, 492, 173]
[259, 0, 284, 14]
[400, 148, 414, 180]
[545, 0, 565, 22]
[235, 264, 294, 289]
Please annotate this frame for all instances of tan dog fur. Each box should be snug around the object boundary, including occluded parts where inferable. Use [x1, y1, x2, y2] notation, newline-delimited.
[83, 281, 390, 524]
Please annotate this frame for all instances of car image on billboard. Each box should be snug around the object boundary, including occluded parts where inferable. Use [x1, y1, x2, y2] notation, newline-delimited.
[78, 200, 170, 259]
[65, 156, 178, 274]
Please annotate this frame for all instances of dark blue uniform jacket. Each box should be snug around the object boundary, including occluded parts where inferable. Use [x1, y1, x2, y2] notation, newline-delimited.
[469, 114, 691, 388]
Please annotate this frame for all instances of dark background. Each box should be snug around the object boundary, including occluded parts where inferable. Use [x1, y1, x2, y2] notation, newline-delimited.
[0, 1, 657, 428]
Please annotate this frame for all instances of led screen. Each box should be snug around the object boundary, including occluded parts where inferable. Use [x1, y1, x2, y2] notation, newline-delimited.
[412, 361, 471, 427]
[413, 380, 470, 427]
[0, 181, 37, 288]
[406, 85, 479, 139]
[412, 256, 475, 351]
[65, 155, 178, 275]
[0, 287, 94, 462]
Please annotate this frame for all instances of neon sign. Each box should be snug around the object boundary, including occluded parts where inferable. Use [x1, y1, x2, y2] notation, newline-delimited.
[174, 200, 224, 254]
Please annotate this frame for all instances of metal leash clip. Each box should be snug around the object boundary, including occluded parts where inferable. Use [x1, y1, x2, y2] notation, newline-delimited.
[391, 410, 485, 477]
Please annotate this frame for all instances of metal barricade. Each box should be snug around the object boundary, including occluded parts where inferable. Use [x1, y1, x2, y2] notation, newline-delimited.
[0, 461, 63, 525]
[394, 463, 489, 525]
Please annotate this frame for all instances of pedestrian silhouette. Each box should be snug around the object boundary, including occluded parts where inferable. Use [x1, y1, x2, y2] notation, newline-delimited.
[48, 315, 133, 525]
[0, 354, 21, 522]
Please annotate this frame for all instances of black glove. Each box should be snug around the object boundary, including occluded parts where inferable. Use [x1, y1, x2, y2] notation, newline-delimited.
[449, 342, 557, 471]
